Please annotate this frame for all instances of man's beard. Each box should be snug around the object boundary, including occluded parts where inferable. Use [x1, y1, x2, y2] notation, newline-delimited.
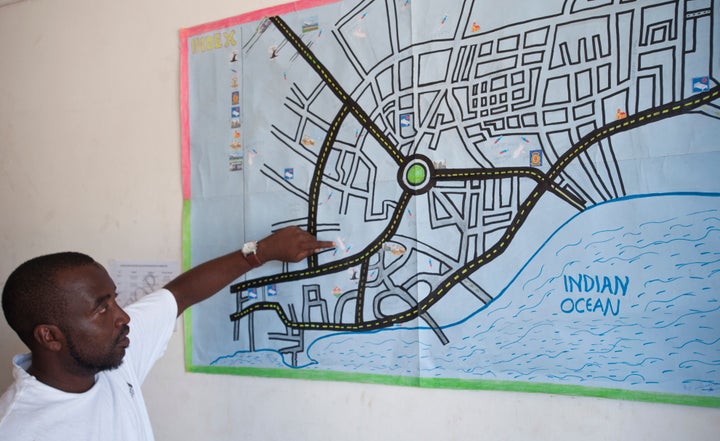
[65, 325, 129, 374]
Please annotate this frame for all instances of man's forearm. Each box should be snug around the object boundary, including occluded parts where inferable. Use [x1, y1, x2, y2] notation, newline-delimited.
[164, 249, 252, 315]
[163, 226, 335, 315]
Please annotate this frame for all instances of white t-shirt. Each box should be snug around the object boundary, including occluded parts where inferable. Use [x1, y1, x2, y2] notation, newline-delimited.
[0, 289, 178, 441]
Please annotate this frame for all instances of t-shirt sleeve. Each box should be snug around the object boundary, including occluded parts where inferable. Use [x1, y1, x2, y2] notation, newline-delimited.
[121, 289, 178, 384]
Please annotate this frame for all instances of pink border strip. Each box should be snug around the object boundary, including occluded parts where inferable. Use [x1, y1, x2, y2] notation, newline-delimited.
[179, 0, 341, 199]
[179, 32, 191, 200]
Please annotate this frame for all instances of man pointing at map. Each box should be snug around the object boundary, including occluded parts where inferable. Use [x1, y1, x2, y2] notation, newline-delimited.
[0, 226, 334, 440]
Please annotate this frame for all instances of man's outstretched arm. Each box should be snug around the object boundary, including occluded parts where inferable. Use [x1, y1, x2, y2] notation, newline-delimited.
[164, 226, 334, 315]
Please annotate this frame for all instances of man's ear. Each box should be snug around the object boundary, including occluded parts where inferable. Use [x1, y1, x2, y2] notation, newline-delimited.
[32, 324, 64, 352]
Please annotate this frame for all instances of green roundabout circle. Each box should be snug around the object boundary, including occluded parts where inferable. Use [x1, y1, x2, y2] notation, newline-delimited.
[397, 155, 434, 195]
[407, 163, 427, 185]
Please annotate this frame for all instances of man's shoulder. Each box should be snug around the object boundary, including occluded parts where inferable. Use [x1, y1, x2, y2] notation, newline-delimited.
[0, 378, 21, 418]
[0, 376, 44, 439]
[0, 357, 33, 418]
[0, 366, 134, 440]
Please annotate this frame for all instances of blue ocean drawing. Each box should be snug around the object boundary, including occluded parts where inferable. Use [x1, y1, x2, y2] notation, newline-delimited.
[212, 193, 720, 399]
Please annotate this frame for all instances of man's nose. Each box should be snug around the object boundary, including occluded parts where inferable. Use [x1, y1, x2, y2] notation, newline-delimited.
[115, 304, 131, 327]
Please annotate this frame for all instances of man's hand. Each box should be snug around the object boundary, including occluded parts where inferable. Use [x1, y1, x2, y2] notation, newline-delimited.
[257, 226, 335, 263]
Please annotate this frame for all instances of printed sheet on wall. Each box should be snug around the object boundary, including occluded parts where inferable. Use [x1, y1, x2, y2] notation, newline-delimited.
[180, 0, 720, 407]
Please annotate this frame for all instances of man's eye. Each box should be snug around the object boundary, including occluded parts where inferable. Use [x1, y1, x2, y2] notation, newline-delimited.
[98, 305, 108, 314]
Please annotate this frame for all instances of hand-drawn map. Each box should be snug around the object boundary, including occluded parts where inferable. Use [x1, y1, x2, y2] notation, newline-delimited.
[180, 0, 720, 407]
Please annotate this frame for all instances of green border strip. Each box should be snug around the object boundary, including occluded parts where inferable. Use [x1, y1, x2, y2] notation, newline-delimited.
[182, 199, 194, 370]
[184, 364, 720, 408]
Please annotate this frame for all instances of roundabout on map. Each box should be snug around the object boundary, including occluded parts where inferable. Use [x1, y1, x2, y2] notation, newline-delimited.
[398, 154, 435, 195]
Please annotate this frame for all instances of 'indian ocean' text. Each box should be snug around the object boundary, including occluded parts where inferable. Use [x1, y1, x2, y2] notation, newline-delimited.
[559, 274, 629, 316]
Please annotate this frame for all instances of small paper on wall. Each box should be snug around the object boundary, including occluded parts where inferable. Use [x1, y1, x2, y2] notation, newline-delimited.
[108, 260, 180, 307]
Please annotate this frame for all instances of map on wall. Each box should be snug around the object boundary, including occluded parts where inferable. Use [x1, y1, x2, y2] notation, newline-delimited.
[180, 0, 720, 407]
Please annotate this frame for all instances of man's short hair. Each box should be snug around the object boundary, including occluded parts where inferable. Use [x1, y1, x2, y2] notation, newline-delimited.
[2, 252, 95, 347]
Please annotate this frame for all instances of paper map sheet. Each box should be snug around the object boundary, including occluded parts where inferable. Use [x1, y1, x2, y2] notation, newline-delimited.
[180, 0, 720, 407]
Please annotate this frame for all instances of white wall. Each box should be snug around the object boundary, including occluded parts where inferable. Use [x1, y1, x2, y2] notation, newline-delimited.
[0, 0, 718, 439]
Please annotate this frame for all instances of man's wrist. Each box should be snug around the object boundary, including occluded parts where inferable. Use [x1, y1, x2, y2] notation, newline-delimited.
[241, 241, 263, 267]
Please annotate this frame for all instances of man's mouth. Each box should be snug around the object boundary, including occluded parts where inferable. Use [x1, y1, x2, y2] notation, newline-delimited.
[117, 325, 130, 348]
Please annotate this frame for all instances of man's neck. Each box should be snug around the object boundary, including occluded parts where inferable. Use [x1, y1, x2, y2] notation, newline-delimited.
[26, 358, 97, 393]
